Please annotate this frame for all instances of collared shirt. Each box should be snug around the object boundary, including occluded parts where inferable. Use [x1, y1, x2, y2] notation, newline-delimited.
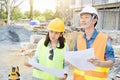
[74, 29, 115, 62]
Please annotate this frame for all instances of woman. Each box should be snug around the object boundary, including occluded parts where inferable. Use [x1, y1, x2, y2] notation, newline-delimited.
[25, 18, 69, 80]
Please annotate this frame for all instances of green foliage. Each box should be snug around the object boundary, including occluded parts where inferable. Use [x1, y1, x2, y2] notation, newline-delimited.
[24, 11, 30, 19]
[43, 9, 54, 20]
[24, 9, 57, 21]
[34, 16, 46, 21]
[0, 9, 7, 19]
[11, 7, 25, 20]
[2, 12, 7, 19]
[33, 10, 43, 20]
[34, 10, 42, 16]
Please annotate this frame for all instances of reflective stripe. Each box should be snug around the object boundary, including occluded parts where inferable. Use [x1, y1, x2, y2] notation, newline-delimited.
[85, 71, 107, 78]
[75, 69, 108, 78]
[74, 73, 85, 80]
[74, 73, 107, 80]
[74, 69, 84, 75]
[94, 67, 109, 72]
[85, 75, 107, 80]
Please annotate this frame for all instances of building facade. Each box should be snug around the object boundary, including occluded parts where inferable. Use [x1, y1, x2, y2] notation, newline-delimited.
[70, 0, 120, 30]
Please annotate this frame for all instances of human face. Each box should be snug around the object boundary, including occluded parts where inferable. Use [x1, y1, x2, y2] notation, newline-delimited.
[49, 30, 62, 43]
[80, 13, 95, 29]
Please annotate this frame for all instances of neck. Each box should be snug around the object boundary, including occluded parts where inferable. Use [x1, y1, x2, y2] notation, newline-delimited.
[50, 41, 58, 49]
[85, 27, 94, 40]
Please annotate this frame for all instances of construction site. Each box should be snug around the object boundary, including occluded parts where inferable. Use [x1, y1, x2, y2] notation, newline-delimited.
[0, 0, 120, 80]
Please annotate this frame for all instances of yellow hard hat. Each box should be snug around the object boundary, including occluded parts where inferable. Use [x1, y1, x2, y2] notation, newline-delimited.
[48, 18, 65, 32]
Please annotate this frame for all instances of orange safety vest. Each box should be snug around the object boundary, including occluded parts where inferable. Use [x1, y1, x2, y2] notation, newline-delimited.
[74, 32, 109, 80]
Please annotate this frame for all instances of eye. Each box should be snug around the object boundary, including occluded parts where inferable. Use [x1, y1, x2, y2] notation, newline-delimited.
[55, 32, 59, 34]
[49, 30, 53, 33]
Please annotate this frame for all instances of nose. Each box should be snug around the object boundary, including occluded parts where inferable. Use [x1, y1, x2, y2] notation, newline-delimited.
[80, 18, 85, 22]
[80, 19, 85, 24]
[51, 32, 55, 37]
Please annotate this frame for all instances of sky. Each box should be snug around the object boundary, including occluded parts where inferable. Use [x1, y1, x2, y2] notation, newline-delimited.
[19, 0, 56, 13]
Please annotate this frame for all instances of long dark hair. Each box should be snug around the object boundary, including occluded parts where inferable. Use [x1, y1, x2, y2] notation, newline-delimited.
[44, 32, 65, 49]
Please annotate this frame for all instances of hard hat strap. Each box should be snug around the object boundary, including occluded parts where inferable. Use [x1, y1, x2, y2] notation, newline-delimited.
[87, 14, 96, 28]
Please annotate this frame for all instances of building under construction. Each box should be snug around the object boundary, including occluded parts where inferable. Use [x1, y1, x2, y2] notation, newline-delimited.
[71, 0, 120, 30]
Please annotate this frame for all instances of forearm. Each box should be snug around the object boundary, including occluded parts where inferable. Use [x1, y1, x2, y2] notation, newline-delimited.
[99, 60, 114, 68]
[88, 58, 114, 68]
[63, 61, 69, 74]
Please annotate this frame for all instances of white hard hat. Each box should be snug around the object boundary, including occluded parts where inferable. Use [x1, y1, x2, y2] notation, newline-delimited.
[80, 5, 99, 19]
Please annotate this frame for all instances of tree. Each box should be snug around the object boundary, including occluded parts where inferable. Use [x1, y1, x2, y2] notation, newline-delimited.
[0, 0, 5, 19]
[6, 0, 10, 24]
[54, 0, 71, 23]
[11, 7, 25, 20]
[29, 0, 34, 19]
[33, 10, 42, 20]
[3, 0, 24, 24]
[24, 10, 42, 20]
[43, 9, 54, 20]
[24, 11, 30, 19]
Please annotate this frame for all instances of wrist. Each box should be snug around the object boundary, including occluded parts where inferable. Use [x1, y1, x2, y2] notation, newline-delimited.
[64, 73, 68, 78]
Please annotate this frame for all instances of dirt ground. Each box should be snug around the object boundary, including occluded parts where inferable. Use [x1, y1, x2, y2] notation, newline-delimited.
[0, 26, 75, 80]
[0, 43, 33, 80]
[0, 43, 74, 80]
[1, 43, 120, 80]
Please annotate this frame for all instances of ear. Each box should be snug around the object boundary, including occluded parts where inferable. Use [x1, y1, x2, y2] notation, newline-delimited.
[93, 18, 98, 24]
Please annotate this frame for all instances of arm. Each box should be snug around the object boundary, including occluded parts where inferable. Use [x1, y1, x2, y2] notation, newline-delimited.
[88, 38, 115, 68]
[60, 45, 69, 80]
[88, 58, 114, 68]
[24, 42, 39, 67]
[59, 61, 69, 80]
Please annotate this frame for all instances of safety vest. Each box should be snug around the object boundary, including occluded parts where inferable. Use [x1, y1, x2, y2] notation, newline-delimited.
[33, 39, 67, 80]
[74, 32, 109, 80]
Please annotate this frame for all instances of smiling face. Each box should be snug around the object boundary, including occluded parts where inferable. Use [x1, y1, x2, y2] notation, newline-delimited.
[80, 13, 96, 29]
[49, 30, 62, 43]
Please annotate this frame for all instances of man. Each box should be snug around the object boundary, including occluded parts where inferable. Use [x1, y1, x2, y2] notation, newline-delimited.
[74, 5, 115, 80]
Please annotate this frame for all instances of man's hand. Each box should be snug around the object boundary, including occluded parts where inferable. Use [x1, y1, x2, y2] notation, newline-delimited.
[88, 58, 101, 66]
[88, 58, 114, 68]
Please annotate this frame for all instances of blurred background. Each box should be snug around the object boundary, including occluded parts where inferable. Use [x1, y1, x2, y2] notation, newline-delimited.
[0, 0, 120, 80]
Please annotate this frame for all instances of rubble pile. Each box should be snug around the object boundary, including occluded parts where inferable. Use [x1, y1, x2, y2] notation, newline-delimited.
[0, 25, 32, 44]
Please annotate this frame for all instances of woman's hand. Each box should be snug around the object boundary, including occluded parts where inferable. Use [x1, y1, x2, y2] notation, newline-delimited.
[24, 61, 32, 67]
[24, 57, 32, 67]
[59, 74, 67, 80]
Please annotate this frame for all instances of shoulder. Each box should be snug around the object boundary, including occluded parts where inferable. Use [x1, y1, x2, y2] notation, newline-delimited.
[77, 33, 84, 42]
[99, 32, 108, 37]
[37, 38, 45, 45]
[98, 32, 108, 39]
[63, 42, 69, 51]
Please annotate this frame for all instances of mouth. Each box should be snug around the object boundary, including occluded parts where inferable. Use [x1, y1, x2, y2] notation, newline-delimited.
[81, 24, 87, 27]
[51, 37, 55, 40]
